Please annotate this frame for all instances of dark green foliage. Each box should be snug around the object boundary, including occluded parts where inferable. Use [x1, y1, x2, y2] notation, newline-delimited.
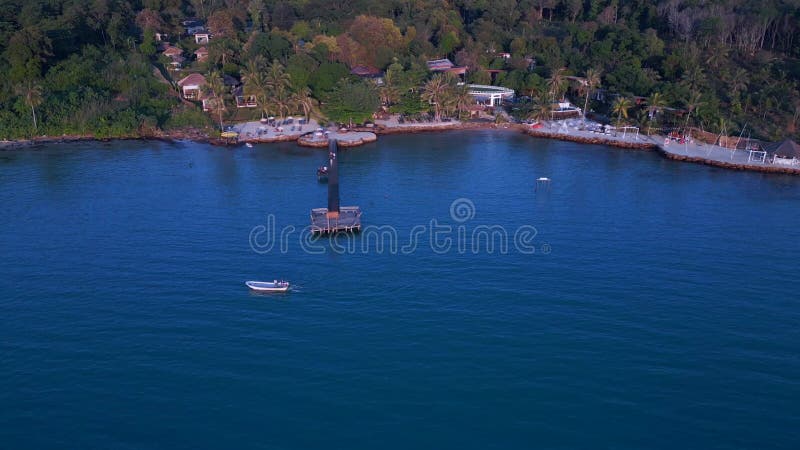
[286, 53, 319, 90]
[243, 31, 291, 62]
[322, 79, 380, 124]
[309, 62, 349, 97]
[390, 90, 427, 116]
[0, 0, 798, 140]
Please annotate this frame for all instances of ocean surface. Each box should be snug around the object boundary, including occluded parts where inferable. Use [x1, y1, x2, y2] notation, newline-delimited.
[1, 131, 799, 449]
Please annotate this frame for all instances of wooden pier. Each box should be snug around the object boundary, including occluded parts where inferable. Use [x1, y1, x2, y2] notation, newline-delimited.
[311, 139, 362, 234]
[310, 206, 362, 234]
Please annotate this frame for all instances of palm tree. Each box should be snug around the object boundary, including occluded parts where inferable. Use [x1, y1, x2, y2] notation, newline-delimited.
[242, 56, 266, 82]
[271, 86, 292, 121]
[647, 92, 666, 117]
[681, 65, 706, 92]
[529, 94, 553, 122]
[546, 67, 566, 103]
[379, 84, 400, 107]
[715, 117, 730, 143]
[204, 70, 227, 130]
[582, 68, 601, 120]
[684, 91, 706, 128]
[291, 86, 314, 122]
[16, 80, 43, 132]
[728, 68, 749, 100]
[379, 68, 401, 107]
[453, 83, 473, 119]
[646, 92, 667, 133]
[242, 63, 269, 119]
[421, 74, 449, 121]
[266, 59, 291, 93]
[612, 96, 633, 126]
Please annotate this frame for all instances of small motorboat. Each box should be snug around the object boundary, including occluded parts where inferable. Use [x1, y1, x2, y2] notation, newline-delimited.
[245, 142, 253, 148]
[246, 280, 290, 292]
[317, 166, 329, 182]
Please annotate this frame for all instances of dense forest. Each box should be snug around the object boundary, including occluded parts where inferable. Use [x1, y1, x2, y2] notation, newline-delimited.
[1, 0, 799, 141]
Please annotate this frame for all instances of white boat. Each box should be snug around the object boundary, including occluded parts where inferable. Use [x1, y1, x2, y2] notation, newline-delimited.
[246, 280, 290, 292]
[245, 142, 253, 148]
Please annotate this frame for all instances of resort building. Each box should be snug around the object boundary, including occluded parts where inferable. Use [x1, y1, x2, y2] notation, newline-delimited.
[466, 84, 515, 107]
[195, 33, 210, 44]
[177, 73, 206, 100]
[427, 58, 455, 71]
[426, 58, 468, 79]
[350, 66, 384, 85]
[184, 19, 205, 36]
[201, 96, 218, 112]
[233, 86, 258, 108]
[765, 139, 800, 166]
[168, 55, 185, 71]
[162, 46, 183, 58]
[551, 100, 582, 118]
[194, 47, 208, 62]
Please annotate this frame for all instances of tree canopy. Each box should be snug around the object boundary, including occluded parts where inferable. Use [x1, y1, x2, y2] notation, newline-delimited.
[0, 0, 798, 139]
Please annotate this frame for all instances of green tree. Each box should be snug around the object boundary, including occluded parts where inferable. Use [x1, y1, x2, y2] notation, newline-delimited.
[647, 92, 667, 131]
[248, 0, 267, 32]
[266, 59, 292, 93]
[452, 83, 473, 119]
[4, 27, 52, 84]
[243, 59, 270, 118]
[582, 68, 601, 120]
[309, 62, 349, 96]
[204, 70, 227, 130]
[612, 96, 633, 126]
[529, 94, 553, 121]
[15, 80, 43, 133]
[323, 79, 379, 125]
[684, 91, 706, 128]
[291, 86, 314, 121]
[140, 29, 157, 57]
[421, 74, 450, 121]
[547, 67, 567, 103]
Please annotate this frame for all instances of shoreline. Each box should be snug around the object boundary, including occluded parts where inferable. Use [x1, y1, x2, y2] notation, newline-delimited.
[655, 147, 800, 175]
[524, 128, 656, 150]
[3, 124, 799, 176]
[0, 128, 212, 150]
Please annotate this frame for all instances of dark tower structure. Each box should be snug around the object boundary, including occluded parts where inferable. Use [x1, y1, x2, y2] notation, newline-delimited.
[327, 139, 340, 218]
[310, 138, 361, 234]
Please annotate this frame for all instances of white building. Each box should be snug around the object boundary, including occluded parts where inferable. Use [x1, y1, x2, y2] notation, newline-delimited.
[466, 84, 515, 107]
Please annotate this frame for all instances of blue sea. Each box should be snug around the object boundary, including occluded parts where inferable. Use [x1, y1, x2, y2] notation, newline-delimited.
[1, 131, 799, 448]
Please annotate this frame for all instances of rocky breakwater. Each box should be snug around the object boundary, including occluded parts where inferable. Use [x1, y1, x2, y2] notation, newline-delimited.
[525, 128, 657, 150]
[297, 130, 377, 148]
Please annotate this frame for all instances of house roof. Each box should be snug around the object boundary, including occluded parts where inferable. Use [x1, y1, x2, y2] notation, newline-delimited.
[765, 139, 800, 158]
[427, 59, 454, 71]
[169, 55, 186, 64]
[194, 46, 208, 55]
[350, 65, 383, 77]
[178, 73, 206, 87]
[444, 66, 467, 75]
[163, 46, 183, 56]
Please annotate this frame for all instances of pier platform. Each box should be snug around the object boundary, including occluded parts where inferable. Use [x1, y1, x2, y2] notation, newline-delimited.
[310, 207, 362, 234]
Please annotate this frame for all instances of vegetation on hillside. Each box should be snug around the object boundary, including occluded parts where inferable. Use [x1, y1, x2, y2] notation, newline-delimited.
[1, 0, 798, 140]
